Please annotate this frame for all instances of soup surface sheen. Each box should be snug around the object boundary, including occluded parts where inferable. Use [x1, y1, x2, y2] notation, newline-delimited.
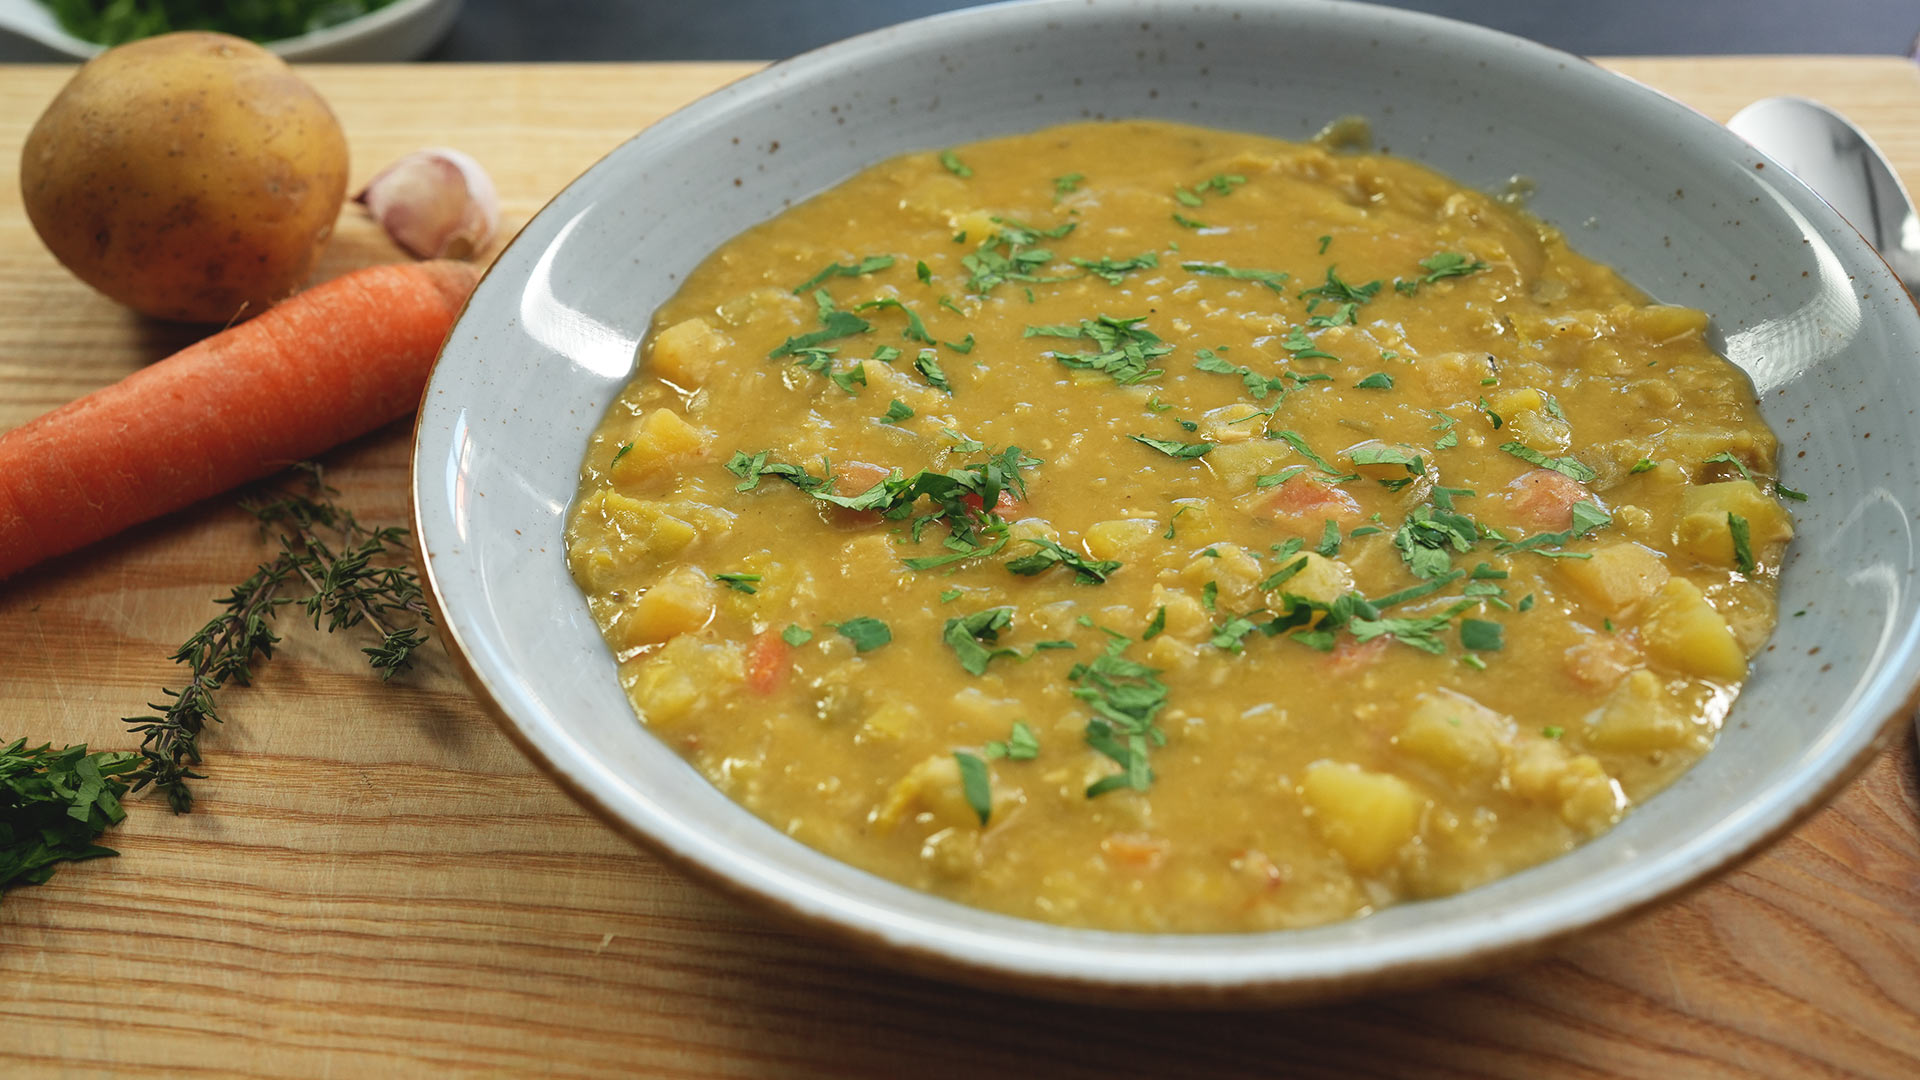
[565, 120, 1794, 932]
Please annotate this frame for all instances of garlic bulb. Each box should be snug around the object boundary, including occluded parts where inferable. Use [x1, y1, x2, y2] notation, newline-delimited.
[355, 148, 499, 260]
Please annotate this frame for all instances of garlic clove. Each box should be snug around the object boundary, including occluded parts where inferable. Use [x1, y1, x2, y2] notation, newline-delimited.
[354, 148, 500, 260]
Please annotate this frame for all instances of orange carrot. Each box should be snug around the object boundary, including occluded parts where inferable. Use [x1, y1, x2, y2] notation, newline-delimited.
[0, 260, 479, 580]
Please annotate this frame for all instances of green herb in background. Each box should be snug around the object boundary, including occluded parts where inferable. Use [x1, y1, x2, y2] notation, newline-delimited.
[39, 0, 400, 46]
[123, 464, 433, 814]
[0, 741, 139, 892]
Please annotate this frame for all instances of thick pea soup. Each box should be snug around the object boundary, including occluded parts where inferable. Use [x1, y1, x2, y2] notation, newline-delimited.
[564, 120, 1794, 932]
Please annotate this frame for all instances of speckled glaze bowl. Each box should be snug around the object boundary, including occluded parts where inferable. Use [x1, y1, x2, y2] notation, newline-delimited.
[412, 0, 1920, 1004]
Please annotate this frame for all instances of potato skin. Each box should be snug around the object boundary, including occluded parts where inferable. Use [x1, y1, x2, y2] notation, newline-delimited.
[20, 32, 348, 323]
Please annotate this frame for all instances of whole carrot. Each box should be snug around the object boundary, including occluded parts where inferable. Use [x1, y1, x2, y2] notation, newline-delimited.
[0, 260, 479, 580]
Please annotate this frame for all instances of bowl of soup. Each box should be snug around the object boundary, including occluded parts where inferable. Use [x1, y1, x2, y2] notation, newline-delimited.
[412, 0, 1920, 1002]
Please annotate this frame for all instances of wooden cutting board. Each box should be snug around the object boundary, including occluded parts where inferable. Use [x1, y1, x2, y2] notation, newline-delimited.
[2, 58, 1918, 1079]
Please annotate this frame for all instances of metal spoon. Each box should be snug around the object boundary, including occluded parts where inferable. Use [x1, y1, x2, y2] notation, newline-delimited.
[1729, 97, 1920, 742]
[1727, 96, 1920, 292]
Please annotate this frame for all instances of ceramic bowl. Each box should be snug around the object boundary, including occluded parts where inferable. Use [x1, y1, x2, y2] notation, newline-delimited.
[412, 0, 1920, 1004]
[0, 0, 461, 62]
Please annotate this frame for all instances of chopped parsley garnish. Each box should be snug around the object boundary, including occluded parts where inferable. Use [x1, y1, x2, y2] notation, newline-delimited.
[852, 297, 934, 344]
[1005, 537, 1120, 583]
[1281, 326, 1340, 362]
[792, 254, 894, 294]
[1315, 519, 1342, 557]
[1073, 252, 1160, 284]
[1729, 512, 1755, 574]
[939, 588, 963, 604]
[1181, 262, 1290, 292]
[610, 442, 633, 467]
[1703, 451, 1755, 482]
[1073, 636, 1169, 797]
[1497, 500, 1612, 558]
[1170, 213, 1209, 229]
[954, 751, 992, 824]
[1478, 396, 1504, 429]
[781, 624, 813, 647]
[1417, 252, 1488, 283]
[900, 535, 1010, 571]
[1195, 348, 1287, 401]
[916, 260, 932, 285]
[1027, 315, 1172, 385]
[1776, 481, 1808, 502]
[1630, 458, 1659, 474]
[1143, 605, 1168, 640]
[1054, 172, 1086, 197]
[1541, 726, 1564, 740]
[880, 399, 914, 423]
[1128, 435, 1212, 459]
[713, 572, 761, 593]
[1349, 445, 1426, 483]
[1318, 234, 1333, 254]
[728, 446, 1037, 561]
[1298, 265, 1382, 305]
[1256, 465, 1309, 489]
[944, 606, 1018, 675]
[1306, 302, 1359, 328]
[724, 449, 831, 493]
[986, 721, 1041, 760]
[1499, 443, 1596, 482]
[944, 333, 976, 354]
[939, 150, 973, 178]
[962, 217, 1076, 294]
[914, 349, 952, 393]
[941, 427, 986, 453]
[1459, 618, 1504, 651]
[1163, 507, 1188, 539]
[831, 616, 892, 652]
[1259, 555, 1310, 592]
[769, 307, 870, 358]
[1273, 430, 1359, 481]
[1393, 503, 1480, 579]
[1199, 173, 1246, 195]
[1200, 580, 1219, 612]
[1354, 372, 1394, 389]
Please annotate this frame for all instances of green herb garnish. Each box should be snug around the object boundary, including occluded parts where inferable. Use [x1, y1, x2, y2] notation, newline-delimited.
[832, 617, 893, 653]
[944, 606, 1017, 675]
[1128, 435, 1212, 459]
[1073, 252, 1160, 284]
[1, 740, 138, 890]
[793, 254, 894, 294]
[1027, 315, 1172, 385]
[1729, 512, 1755, 574]
[1181, 262, 1290, 292]
[1499, 442, 1596, 482]
[713, 572, 761, 593]
[1005, 537, 1120, 583]
[954, 751, 992, 823]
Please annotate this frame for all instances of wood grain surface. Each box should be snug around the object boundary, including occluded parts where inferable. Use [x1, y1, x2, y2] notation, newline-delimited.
[2, 57, 1919, 1079]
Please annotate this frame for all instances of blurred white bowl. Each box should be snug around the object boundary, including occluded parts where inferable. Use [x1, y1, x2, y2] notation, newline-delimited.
[0, 0, 461, 62]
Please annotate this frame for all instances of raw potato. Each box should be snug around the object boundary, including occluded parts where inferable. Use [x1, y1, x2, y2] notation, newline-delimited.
[20, 32, 349, 323]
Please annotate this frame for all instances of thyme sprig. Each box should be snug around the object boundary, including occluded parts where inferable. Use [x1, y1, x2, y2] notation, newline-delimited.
[122, 465, 432, 813]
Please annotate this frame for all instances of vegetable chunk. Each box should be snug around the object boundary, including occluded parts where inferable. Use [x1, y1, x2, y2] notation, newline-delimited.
[1640, 578, 1746, 681]
[1301, 761, 1424, 873]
